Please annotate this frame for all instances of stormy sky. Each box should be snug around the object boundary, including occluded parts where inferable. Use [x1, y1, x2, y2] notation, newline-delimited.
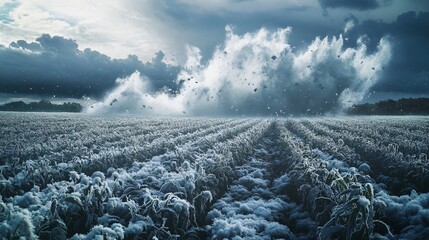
[0, 0, 428, 115]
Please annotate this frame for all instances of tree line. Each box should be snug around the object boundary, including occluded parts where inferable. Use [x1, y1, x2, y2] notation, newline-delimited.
[0, 100, 83, 112]
[346, 98, 429, 115]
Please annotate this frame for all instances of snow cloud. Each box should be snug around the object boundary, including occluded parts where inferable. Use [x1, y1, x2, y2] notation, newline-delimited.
[88, 26, 391, 116]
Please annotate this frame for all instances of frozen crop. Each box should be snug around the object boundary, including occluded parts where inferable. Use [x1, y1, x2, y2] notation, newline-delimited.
[0, 112, 428, 239]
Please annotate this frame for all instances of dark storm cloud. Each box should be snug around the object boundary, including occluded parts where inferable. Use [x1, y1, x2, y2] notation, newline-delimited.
[344, 11, 429, 94]
[153, 1, 336, 61]
[318, 0, 388, 11]
[0, 34, 180, 98]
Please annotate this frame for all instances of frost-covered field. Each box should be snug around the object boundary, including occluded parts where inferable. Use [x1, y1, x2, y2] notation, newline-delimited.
[1, 112, 428, 239]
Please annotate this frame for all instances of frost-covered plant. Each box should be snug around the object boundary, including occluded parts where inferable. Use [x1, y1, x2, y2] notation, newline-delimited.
[0, 201, 38, 239]
[193, 190, 213, 226]
[38, 199, 67, 240]
[277, 121, 396, 239]
[318, 183, 376, 240]
[71, 223, 124, 240]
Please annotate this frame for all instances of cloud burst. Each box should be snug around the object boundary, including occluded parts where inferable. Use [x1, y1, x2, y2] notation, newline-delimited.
[88, 26, 391, 116]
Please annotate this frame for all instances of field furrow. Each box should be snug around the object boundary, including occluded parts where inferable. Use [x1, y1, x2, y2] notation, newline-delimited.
[206, 122, 316, 239]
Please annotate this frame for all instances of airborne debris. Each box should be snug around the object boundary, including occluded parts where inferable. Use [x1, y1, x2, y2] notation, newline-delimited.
[109, 98, 118, 106]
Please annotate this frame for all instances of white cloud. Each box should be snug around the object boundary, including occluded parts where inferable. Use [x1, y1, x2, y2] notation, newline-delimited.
[86, 72, 185, 115]
[344, 20, 355, 33]
[0, 0, 177, 61]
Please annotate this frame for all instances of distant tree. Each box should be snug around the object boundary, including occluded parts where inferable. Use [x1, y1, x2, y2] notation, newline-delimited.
[0, 100, 83, 112]
[346, 98, 429, 115]
[61, 102, 83, 112]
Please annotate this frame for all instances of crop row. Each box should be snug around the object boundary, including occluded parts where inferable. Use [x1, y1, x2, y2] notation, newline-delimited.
[300, 119, 429, 194]
[0, 114, 232, 165]
[0, 119, 271, 239]
[1, 116, 428, 239]
[318, 118, 429, 156]
[277, 119, 429, 239]
[0, 119, 249, 198]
